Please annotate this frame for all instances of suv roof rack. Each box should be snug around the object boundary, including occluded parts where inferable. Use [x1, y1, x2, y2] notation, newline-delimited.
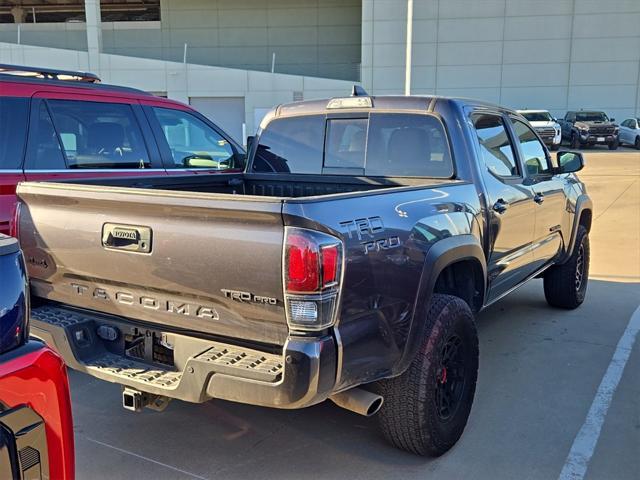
[0, 64, 100, 83]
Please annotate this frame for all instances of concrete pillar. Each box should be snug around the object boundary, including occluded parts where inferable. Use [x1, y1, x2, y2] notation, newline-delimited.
[84, 0, 102, 72]
[10, 6, 26, 24]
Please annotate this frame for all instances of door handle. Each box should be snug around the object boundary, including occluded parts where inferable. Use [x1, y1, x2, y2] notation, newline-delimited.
[492, 199, 508, 214]
[534, 192, 545, 204]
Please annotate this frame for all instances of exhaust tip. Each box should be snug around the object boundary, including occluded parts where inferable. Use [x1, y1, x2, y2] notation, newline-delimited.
[366, 396, 384, 417]
[330, 388, 384, 417]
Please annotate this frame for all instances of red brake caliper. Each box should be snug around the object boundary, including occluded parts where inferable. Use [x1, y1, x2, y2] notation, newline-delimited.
[439, 367, 448, 384]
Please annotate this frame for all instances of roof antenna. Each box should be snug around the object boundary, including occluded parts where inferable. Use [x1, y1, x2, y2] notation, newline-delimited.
[351, 85, 369, 97]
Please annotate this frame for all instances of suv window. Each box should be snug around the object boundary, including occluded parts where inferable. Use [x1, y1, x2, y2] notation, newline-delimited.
[0, 97, 29, 169]
[153, 107, 238, 170]
[254, 113, 453, 177]
[471, 114, 519, 178]
[47, 100, 150, 169]
[512, 119, 552, 175]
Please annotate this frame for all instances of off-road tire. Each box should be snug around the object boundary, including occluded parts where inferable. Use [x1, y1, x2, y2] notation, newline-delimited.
[376, 294, 479, 456]
[635, 136, 640, 150]
[543, 225, 590, 309]
[608, 140, 619, 150]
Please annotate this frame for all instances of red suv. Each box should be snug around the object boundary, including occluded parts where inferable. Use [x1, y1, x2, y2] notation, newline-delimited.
[0, 64, 246, 235]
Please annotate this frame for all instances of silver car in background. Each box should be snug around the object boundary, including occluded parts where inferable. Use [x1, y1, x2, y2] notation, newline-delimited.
[619, 118, 640, 149]
[517, 110, 562, 150]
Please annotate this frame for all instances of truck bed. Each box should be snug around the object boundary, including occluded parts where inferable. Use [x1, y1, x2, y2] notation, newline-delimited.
[17, 173, 455, 349]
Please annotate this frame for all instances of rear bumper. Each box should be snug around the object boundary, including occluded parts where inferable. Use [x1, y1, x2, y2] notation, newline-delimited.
[31, 304, 337, 409]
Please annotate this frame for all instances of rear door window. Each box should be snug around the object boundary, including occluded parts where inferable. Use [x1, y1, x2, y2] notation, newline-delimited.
[49, 100, 151, 169]
[0, 97, 30, 169]
[253, 113, 453, 177]
[26, 99, 151, 170]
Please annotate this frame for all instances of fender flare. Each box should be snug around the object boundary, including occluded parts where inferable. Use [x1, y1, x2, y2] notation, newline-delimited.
[559, 194, 593, 264]
[394, 234, 486, 376]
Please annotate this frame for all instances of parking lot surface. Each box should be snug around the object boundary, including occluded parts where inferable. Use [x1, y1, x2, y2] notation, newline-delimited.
[69, 147, 640, 480]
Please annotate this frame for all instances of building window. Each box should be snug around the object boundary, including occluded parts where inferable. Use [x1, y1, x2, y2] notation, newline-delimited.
[0, 1, 160, 24]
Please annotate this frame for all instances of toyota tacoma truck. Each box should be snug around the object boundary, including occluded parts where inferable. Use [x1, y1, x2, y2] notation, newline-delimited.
[14, 92, 592, 457]
[559, 110, 619, 149]
[517, 109, 562, 150]
[0, 234, 74, 479]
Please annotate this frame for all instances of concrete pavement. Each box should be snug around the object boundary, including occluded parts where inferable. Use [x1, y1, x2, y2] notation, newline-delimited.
[69, 148, 640, 480]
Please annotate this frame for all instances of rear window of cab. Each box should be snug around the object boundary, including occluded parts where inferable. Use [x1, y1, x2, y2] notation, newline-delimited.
[252, 113, 453, 178]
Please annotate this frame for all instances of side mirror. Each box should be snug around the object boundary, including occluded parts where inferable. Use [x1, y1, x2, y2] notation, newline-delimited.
[556, 151, 584, 174]
[610, 118, 616, 122]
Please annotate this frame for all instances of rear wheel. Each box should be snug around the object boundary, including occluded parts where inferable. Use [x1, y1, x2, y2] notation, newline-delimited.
[635, 136, 640, 150]
[376, 294, 479, 456]
[543, 225, 590, 309]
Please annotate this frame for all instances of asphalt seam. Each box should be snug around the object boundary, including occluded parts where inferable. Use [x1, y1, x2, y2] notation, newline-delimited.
[593, 178, 639, 221]
[82, 435, 210, 480]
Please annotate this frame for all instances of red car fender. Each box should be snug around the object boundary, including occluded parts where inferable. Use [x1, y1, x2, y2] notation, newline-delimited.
[0, 345, 75, 480]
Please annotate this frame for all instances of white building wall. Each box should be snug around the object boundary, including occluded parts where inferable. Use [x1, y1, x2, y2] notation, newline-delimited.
[0, 41, 355, 137]
[362, 0, 640, 119]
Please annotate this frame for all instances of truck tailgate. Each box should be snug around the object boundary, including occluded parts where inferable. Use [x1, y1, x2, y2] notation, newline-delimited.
[17, 183, 288, 346]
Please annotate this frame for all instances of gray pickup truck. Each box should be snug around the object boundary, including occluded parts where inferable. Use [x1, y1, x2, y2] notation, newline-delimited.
[559, 110, 619, 149]
[16, 93, 592, 456]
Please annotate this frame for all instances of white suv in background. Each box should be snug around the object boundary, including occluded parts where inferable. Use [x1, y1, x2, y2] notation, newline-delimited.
[518, 110, 562, 150]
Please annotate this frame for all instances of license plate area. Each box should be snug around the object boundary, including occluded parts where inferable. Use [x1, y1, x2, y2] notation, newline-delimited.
[597, 136, 605, 142]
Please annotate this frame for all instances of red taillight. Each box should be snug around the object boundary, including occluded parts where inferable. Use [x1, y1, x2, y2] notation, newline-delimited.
[284, 228, 343, 330]
[9, 202, 20, 238]
[322, 245, 339, 286]
[286, 233, 320, 293]
[285, 230, 342, 294]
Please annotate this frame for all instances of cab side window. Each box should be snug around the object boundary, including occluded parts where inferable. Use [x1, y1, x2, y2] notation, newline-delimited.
[511, 119, 553, 175]
[471, 114, 519, 178]
[152, 107, 238, 170]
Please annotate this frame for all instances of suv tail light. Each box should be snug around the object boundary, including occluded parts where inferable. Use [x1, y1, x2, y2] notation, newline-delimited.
[284, 228, 343, 331]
